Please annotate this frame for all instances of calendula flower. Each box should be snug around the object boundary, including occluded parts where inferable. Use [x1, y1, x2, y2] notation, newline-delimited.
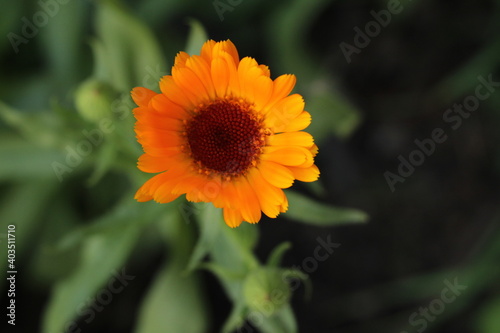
[132, 40, 319, 227]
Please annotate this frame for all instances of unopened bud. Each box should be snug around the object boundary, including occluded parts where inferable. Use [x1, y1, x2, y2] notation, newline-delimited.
[75, 79, 117, 122]
[243, 268, 291, 316]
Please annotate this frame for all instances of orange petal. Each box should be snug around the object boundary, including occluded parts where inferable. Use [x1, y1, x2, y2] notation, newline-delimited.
[185, 55, 216, 100]
[237, 57, 259, 99]
[283, 111, 312, 132]
[131, 87, 157, 107]
[280, 192, 289, 213]
[133, 107, 183, 131]
[212, 40, 240, 67]
[200, 40, 217, 62]
[265, 94, 305, 132]
[252, 75, 273, 112]
[267, 131, 314, 147]
[211, 57, 230, 98]
[223, 207, 244, 228]
[174, 51, 190, 68]
[234, 176, 262, 223]
[150, 93, 189, 120]
[247, 167, 285, 218]
[160, 75, 197, 108]
[259, 64, 271, 77]
[257, 160, 294, 188]
[172, 66, 210, 101]
[135, 172, 179, 202]
[261, 74, 296, 113]
[288, 164, 320, 182]
[137, 153, 182, 173]
[185, 174, 223, 203]
[262, 146, 313, 167]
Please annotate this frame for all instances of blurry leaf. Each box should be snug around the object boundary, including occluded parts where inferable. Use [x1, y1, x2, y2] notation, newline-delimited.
[0, 180, 58, 291]
[40, 0, 89, 91]
[267, 0, 364, 141]
[42, 215, 142, 333]
[89, 38, 111, 83]
[135, 262, 208, 333]
[211, 220, 260, 274]
[95, 0, 166, 91]
[0, 136, 64, 181]
[221, 300, 248, 333]
[0, 101, 64, 148]
[0, 0, 23, 55]
[185, 19, 208, 55]
[436, 38, 500, 102]
[476, 296, 500, 333]
[307, 89, 363, 140]
[136, 203, 208, 333]
[284, 190, 369, 226]
[267, 0, 331, 81]
[55, 194, 164, 251]
[137, 0, 186, 28]
[200, 262, 245, 281]
[87, 135, 118, 186]
[28, 198, 82, 286]
[255, 304, 298, 333]
[186, 202, 222, 271]
[266, 242, 292, 267]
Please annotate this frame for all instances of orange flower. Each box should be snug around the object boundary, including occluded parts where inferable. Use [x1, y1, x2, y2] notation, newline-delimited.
[132, 40, 319, 227]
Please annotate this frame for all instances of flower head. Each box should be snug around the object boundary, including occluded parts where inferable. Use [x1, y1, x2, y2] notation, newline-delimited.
[132, 40, 319, 227]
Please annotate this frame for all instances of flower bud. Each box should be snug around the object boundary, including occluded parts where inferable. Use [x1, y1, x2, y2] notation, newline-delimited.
[75, 79, 117, 122]
[243, 267, 291, 316]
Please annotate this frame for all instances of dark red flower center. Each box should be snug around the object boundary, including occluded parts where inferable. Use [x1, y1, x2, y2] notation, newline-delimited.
[186, 98, 265, 178]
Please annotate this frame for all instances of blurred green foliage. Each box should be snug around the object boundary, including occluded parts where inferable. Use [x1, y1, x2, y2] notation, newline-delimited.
[0, 0, 368, 332]
[1, 0, 499, 332]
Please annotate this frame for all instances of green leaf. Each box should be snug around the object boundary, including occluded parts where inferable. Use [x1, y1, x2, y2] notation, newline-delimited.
[221, 300, 248, 333]
[266, 0, 331, 82]
[266, 242, 292, 267]
[476, 296, 500, 333]
[307, 89, 363, 140]
[42, 219, 142, 333]
[185, 19, 208, 55]
[0, 101, 65, 148]
[42, 194, 167, 333]
[87, 137, 118, 186]
[0, 180, 59, 291]
[134, 263, 208, 333]
[186, 202, 223, 271]
[40, 0, 89, 90]
[254, 304, 298, 333]
[435, 38, 500, 102]
[95, 0, 166, 92]
[0, 136, 64, 181]
[284, 190, 369, 226]
[55, 194, 164, 251]
[135, 202, 208, 333]
[200, 262, 246, 281]
[89, 38, 112, 83]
